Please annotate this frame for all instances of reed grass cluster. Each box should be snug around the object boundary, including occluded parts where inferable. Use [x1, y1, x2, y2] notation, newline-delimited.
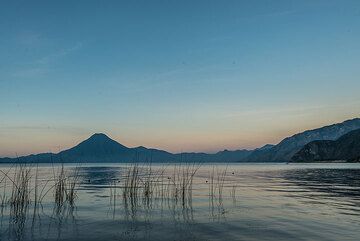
[113, 163, 201, 209]
[52, 164, 80, 209]
[0, 163, 80, 215]
[208, 166, 228, 202]
[0, 162, 239, 226]
[169, 163, 200, 206]
[9, 164, 32, 218]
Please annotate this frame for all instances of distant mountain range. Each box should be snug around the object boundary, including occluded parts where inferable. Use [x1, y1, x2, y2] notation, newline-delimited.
[0, 133, 252, 163]
[292, 129, 360, 162]
[0, 118, 359, 163]
[244, 118, 360, 162]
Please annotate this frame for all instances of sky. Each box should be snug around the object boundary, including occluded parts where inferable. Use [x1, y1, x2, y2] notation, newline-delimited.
[0, 0, 360, 157]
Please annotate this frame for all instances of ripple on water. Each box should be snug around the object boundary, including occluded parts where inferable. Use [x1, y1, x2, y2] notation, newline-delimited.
[0, 163, 360, 241]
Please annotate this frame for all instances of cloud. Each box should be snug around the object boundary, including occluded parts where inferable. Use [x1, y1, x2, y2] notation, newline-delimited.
[11, 67, 49, 78]
[10, 42, 83, 79]
[223, 105, 325, 119]
[257, 10, 297, 18]
[36, 42, 83, 65]
[0, 124, 89, 135]
[222, 100, 360, 120]
[15, 30, 45, 46]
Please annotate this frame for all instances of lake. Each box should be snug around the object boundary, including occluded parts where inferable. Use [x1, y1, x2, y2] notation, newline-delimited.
[0, 163, 360, 241]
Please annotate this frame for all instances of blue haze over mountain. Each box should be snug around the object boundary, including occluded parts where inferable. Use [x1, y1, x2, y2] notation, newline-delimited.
[245, 118, 360, 162]
[0, 118, 359, 163]
[0, 133, 251, 163]
[293, 129, 360, 162]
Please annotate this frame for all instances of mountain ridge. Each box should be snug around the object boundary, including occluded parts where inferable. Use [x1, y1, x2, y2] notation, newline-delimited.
[292, 129, 360, 162]
[1, 118, 359, 163]
[244, 118, 360, 162]
[0, 133, 251, 163]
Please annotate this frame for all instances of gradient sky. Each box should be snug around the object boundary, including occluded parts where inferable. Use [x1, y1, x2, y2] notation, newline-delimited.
[1, 0, 360, 157]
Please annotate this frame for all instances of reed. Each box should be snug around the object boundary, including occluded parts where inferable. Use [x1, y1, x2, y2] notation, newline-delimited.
[1, 163, 33, 223]
[54, 164, 66, 207]
[122, 163, 141, 206]
[1, 162, 237, 225]
[65, 165, 80, 206]
[31, 164, 40, 220]
[10, 164, 31, 208]
[109, 180, 117, 206]
[208, 165, 228, 215]
[142, 164, 153, 205]
[0, 169, 11, 207]
[230, 184, 237, 204]
[118, 162, 200, 209]
[141, 164, 167, 206]
[216, 166, 227, 201]
[167, 163, 200, 207]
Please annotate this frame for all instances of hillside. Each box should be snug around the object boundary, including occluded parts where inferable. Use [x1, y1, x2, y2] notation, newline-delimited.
[1, 118, 360, 163]
[0, 133, 251, 163]
[292, 129, 360, 162]
[245, 118, 360, 162]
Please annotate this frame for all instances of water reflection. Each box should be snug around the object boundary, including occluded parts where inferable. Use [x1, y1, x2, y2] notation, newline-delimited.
[279, 168, 360, 200]
[282, 168, 360, 192]
[1, 203, 78, 241]
[78, 166, 123, 186]
[1, 164, 360, 241]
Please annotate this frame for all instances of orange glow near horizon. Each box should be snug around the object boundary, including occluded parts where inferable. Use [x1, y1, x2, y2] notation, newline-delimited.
[1, 112, 358, 158]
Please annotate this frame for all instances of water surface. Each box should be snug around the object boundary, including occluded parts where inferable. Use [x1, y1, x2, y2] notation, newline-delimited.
[0, 163, 359, 241]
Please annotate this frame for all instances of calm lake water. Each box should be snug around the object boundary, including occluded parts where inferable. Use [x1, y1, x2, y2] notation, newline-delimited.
[1, 163, 360, 241]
